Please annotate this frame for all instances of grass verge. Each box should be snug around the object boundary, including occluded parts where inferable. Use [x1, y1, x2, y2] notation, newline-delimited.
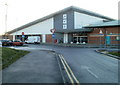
[108, 52, 120, 57]
[1, 47, 30, 69]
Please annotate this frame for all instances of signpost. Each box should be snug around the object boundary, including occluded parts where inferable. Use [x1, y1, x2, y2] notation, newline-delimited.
[50, 29, 56, 44]
[99, 30, 103, 48]
[50, 28, 56, 34]
[22, 32, 24, 35]
[52, 34, 55, 38]
[22, 35, 25, 38]
[22, 32, 25, 42]
[50, 29, 56, 51]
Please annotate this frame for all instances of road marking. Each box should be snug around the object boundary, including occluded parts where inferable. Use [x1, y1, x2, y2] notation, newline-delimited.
[61, 55, 80, 84]
[59, 55, 80, 85]
[86, 68, 99, 79]
[59, 56, 75, 85]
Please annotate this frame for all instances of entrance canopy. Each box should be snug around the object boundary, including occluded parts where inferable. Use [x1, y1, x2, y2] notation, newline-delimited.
[55, 28, 93, 33]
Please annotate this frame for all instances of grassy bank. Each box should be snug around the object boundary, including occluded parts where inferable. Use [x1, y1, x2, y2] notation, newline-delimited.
[109, 52, 120, 57]
[1, 47, 29, 69]
[98, 49, 120, 57]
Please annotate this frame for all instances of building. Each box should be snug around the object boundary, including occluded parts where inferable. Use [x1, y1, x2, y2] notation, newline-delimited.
[85, 20, 120, 45]
[7, 6, 115, 44]
[0, 34, 13, 40]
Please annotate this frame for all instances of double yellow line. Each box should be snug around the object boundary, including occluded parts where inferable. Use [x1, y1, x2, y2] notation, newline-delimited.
[59, 55, 80, 85]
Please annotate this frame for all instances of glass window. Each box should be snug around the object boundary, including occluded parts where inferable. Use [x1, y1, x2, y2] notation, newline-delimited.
[116, 36, 120, 40]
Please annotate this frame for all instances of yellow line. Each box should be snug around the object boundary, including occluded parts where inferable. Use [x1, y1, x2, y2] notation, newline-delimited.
[59, 56, 75, 85]
[60, 55, 80, 85]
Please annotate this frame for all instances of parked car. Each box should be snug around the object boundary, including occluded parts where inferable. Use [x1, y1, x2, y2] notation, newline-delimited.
[0, 41, 2, 47]
[0, 39, 13, 46]
[12, 40, 24, 46]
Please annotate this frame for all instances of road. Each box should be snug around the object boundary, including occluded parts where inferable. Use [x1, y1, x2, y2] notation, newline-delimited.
[5, 44, 119, 84]
[28, 44, 119, 83]
[55, 47, 118, 83]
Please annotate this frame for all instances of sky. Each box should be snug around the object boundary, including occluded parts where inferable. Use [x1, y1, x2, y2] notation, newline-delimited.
[0, 0, 119, 35]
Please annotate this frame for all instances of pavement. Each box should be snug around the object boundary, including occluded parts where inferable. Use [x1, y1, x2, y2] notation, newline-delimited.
[2, 49, 63, 83]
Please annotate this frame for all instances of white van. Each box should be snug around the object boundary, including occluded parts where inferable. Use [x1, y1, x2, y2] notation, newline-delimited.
[25, 36, 40, 44]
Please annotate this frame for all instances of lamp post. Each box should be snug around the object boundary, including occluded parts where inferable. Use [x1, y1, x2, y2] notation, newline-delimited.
[99, 29, 103, 48]
[5, 3, 8, 39]
[50, 28, 56, 51]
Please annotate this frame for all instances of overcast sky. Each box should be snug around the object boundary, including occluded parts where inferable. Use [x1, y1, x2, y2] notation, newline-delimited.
[0, 0, 119, 35]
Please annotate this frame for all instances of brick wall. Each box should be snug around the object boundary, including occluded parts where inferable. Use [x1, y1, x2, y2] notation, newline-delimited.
[1, 35, 13, 40]
[46, 34, 52, 43]
[88, 27, 120, 45]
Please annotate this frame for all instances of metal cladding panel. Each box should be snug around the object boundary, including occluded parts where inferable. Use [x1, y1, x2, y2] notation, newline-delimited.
[84, 20, 120, 28]
[74, 12, 104, 29]
[54, 10, 74, 30]
[11, 18, 53, 35]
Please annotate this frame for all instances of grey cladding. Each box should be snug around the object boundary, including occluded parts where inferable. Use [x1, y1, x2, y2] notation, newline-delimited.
[54, 10, 74, 30]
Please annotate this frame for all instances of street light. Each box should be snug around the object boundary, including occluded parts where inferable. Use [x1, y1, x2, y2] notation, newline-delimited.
[5, 3, 8, 39]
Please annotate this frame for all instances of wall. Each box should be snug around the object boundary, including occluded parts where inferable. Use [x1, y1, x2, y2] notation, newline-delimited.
[54, 10, 74, 43]
[11, 18, 53, 35]
[54, 10, 74, 30]
[88, 27, 120, 45]
[1, 35, 13, 40]
[54, 33, 64, 43]
[46, 34, 52, 43]
[74, 12, 104, 29]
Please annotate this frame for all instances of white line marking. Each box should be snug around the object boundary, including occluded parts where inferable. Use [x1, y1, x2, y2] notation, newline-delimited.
[86, 68, 99, 79]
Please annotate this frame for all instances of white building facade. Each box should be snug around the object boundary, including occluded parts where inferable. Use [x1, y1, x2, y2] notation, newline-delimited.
[8, 6, 114, 44]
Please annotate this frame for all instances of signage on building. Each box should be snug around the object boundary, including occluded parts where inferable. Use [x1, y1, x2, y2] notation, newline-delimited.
[99, 30, 103, 34]
[63, 14, 67, 29]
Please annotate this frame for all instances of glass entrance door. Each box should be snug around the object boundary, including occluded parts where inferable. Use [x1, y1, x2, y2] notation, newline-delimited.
[73, 36, 88, 44]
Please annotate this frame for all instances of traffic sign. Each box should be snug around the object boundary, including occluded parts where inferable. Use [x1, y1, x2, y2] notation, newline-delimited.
[50, 29, 56, 33]
[22, 32, 24, 35]
[52, 34, 55, 38]
[22, 35, 25, 38]
[99, 30, 103, 34]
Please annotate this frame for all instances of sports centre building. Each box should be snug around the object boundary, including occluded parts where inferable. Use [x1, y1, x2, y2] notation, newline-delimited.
[7, 6, 120, 45]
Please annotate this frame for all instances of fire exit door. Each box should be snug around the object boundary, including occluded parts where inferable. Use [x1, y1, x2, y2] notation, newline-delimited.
[106, 36, 111, 45]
